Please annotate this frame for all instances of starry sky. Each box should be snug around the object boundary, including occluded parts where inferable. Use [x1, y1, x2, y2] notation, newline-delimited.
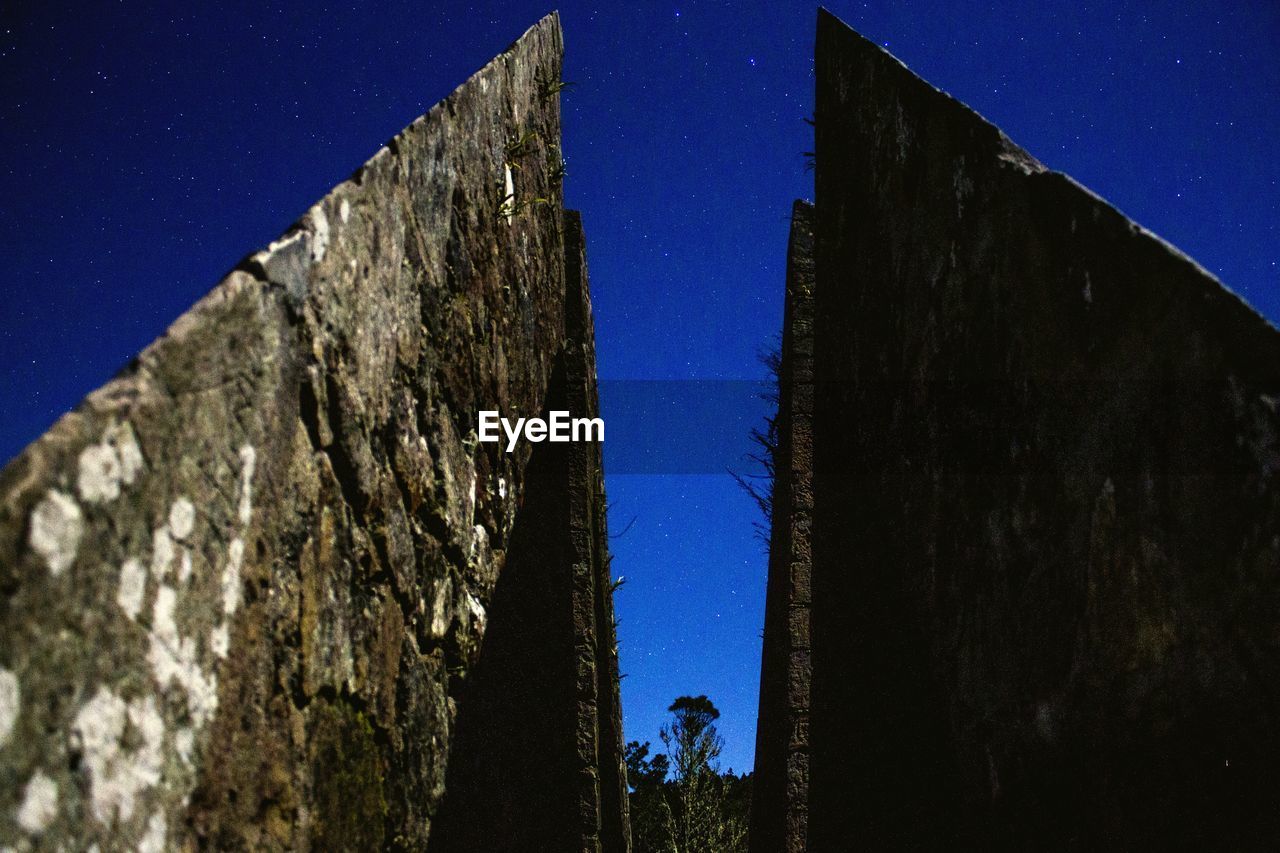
[2, 1, 1277, 776]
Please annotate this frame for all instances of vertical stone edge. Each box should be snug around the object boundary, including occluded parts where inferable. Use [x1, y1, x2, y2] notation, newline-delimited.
[564, 209, 633, 853]
[748, 200, 814, 853]
[783, 201, 814, 853]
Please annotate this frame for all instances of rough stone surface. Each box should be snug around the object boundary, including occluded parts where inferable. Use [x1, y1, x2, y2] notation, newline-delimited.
[803, 8, 1280, 849]
[0, 14, 626, 851]
[748, 201, 813, 853]
[429, 211, 630, 852]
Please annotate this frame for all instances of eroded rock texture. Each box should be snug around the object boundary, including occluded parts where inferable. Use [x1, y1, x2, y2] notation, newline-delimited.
[805, 8, 1280, 850]
[748, 201, 813, 853]
[429, 212, 630, 853]
[0, 13, 627, 851]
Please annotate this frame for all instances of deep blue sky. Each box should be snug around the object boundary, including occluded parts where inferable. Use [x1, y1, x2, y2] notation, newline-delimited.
[2, 1, 1277, 775]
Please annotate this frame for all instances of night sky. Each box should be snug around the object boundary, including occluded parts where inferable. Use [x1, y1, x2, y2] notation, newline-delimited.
[2, 1, 1277, 775]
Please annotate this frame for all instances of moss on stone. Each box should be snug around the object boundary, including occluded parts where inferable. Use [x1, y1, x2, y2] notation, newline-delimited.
[308, 700, 387, 850]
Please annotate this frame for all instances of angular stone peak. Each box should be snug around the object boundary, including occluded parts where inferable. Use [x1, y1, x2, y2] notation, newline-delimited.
[816, 8, 1045, 178]
[748, 199, 815, 853]
[814, 6, 1270, 326]
[797, 8, 1280, 850]
[0, 14, 627, 852]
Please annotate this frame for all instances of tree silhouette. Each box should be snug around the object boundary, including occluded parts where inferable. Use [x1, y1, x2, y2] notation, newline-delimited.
[626, 695, 748, 852]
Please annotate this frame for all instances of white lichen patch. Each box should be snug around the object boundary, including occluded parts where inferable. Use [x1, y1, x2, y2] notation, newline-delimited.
[0, 667, 18, 747]
[209, 624, 230, 659]
[117, 557, 147, 621]
[16, 769, 58, 833]
[222, 538, 245, 617]
[498, 476, 507, 499]
[29, 439, 260, 843]
[174, 728, 195, 766]
[150, 526, 175, 579]
[308, 205, 330, 263]
[73, 687, 163, 825]
[340, 198, 351, 224]
[28, 490, 83, 576]
[168, 497, 196, 541]
[138, 810, 167, 853]
[147, 586, 218, 727]
[206, 447, 255, 661]
[77, 422, 145, 504]
[78, 443, 123, 504]
[237, 445, 257, 526]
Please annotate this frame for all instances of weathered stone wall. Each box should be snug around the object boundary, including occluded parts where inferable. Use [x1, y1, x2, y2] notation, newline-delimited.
[805, 8, 1280, 849]
[748, 201, 813, 853]
[429, 211, 630, 853]
[0, 14, 627, 851]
